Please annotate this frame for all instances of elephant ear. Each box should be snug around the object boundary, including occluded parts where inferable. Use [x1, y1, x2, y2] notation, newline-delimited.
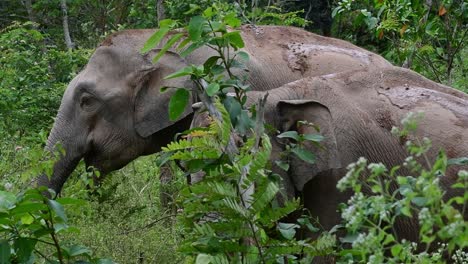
[133, 52, 194, 138]
[277, 100, 341, 191]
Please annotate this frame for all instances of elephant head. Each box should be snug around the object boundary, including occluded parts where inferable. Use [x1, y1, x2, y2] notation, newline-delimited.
[37, 46, 194, 194]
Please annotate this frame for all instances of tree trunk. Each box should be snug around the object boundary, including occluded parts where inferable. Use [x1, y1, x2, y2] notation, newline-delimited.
[156, 0, 165, 26]
[60, 0, 74, 49]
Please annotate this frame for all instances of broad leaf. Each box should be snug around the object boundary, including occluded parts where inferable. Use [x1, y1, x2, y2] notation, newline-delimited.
[169, 88, 190, 121]
[14, 238, 36, 264]
[277, 131, 299, 141]
[180, 41, 205, 57]
[291, 147, 316, 164]
[205, 83, 220, 96]
[0, 191, 16, 212]
[224, 13, 241, 28]
[0, 240, 11, 264]
[236, 51, 249, 62]
[275, 160, 290, 171]
[225, 31, 244, 49]
[47, 199, 67, 222]
[188, 16, 206, 41]
[278, 222, 298, 240]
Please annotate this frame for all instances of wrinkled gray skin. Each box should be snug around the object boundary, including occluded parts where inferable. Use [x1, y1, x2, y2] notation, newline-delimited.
[192, 66, 468, 244]
[37, 25, 392, 195]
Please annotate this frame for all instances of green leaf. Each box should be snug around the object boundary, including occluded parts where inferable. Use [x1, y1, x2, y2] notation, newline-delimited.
[275, 160, 290, 171]
[196, 254, 211, 264]
[224, 13, 241, 28]
[20, 215, 34, 225]
[303, 134, 324, 142]
[291, 147, 316, 164]
[164, 66, 193, 79]
[203, 56, 221, 70]
[236, 51, 249, 62]
[411, 197, 427, 207]
[11, 203, 47, 215]
[448, 157, 468, 166]
[225, 31, 244, 49]
[205, 83, 220, 96]
[391, 244, 402, 257]
[47, 199, 67, 222]
[278, 222, 298, 240]
[14, 238, 36, 264]
[169, 88, 190, 121]
[0, 191, 16, 212]
[0, 240, 11, 264]
[180, 41, 205, 58]
[152, 33, 184, 63]
[68, 245, 91, 257]
[141, 25, 172, 53]
[188, 16, 205, 41]
[277, 131, 299, 141]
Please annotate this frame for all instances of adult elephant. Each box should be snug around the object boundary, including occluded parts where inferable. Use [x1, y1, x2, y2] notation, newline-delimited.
[192, 66, 467, 239]
[37, 25, 392, 195]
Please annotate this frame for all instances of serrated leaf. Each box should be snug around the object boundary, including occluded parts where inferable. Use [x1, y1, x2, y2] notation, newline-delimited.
[169, 88, 190, 121]
[152, 33, 184, 63]
[188, 16, 205, 41]
[47, 199, 67, 222]
[291, 147, 316, 164]
[205, 83, 220, 96]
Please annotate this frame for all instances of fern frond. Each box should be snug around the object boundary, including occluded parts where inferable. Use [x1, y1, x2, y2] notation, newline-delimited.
[259, 199, 300, 227]
[250, 181, 280, 213]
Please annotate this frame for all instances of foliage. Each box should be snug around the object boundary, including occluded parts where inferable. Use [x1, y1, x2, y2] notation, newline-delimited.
[335, 112, 468, 263]
[332, 0, 468, 90]
[146, 4, 331, 262]
[164, 0, 309, 27]
[0, 22, 90, 141]
[0, 149, 112, 263]
[0, 136, 183, 263]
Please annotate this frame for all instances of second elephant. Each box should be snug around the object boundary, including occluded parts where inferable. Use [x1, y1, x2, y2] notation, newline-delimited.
[191, 66, 468, 240]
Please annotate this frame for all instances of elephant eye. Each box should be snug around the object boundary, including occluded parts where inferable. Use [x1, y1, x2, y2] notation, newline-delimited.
[80, 93, 99, 110]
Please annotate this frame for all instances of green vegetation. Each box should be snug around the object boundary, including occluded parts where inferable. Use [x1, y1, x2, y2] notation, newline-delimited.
[0, 0, 466, 263]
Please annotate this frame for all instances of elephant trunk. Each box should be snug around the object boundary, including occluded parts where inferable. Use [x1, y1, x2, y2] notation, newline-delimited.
[36, 114, 85, 196]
